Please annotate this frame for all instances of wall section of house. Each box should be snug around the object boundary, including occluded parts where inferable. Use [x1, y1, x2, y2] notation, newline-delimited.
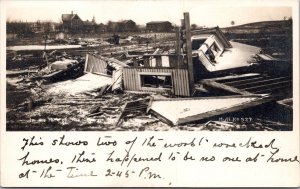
[84, 54, 108, 74]
[123, 68, 190, 96]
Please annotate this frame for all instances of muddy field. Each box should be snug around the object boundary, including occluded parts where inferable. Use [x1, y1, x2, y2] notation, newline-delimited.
[6, 22, 293, 131]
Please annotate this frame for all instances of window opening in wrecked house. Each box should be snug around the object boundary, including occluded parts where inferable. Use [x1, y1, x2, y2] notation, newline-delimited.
[106, 63, 115, 75]
[141, 75, 172, 88]
[204, 42, 220, 63]
[192, 38, 207, 50]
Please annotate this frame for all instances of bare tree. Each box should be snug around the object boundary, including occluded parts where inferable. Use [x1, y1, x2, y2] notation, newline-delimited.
[191, 24, 197, 30]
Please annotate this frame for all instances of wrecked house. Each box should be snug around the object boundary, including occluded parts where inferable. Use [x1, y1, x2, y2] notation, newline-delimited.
[191, 27, 258, 79]
[79, 12, 292, 127]
[122, 15, 195, 97]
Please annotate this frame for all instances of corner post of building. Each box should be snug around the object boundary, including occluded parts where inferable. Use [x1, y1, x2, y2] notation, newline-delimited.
[183, 12, 194, 96]
[175, 27, 181, 68]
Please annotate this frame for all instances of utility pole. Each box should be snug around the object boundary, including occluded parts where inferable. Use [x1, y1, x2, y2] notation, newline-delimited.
[182, 12, 194, 96]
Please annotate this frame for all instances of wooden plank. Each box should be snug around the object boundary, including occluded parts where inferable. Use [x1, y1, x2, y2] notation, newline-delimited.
[114, 102, 128, 127]
[183, 69, 190, 96]
[152, 94, 266, 101]
[242, 80, 292, 91]
[184, 12, 194, 96]
[84, 54, 89, 72]
[172, 70, 177, 95]
[223, 76, 266, 86]
[156, 56, 162, 67]
[206, 73, 260, 82]
[175, 27, 181, 68]
[277, 98, 293, 109]
[180, 70, 186, 96]
[177, 69, 183, 95]
[123, 68, 127, 89]
[129, 69, 134, 90]
[252, 84, 292, 94]
[132, 69, 137, 91]
[201, 80, 253, 95]
[148, 110, 174, 126]
[235, 77, 291, 89]
[146, 97, 154, 113]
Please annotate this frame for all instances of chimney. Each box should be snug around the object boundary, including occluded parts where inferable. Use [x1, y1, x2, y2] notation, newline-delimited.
[71, 11, 73, 15]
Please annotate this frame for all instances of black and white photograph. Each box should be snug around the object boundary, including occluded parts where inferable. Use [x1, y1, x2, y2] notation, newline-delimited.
[5, 1, 294, 131]
[1, 0, 299, 187]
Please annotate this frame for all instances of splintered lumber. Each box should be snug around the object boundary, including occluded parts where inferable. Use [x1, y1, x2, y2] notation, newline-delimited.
[86, 112, 104, 117]
[111, 68, 123, 91]
[207, 73, 260, 82]
[98, 84, 110, 96]
[146, 97, 154, 113]
[114, 98, 151, 126]
[149, 95, 274, 125]
[276, 98, 293, 110]
[257, 53, 278, 61]
[201, 79, 253, 95]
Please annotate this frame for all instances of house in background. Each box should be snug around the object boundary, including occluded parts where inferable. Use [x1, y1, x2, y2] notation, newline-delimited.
[146, 21, 173, 32]
[62, 11, 84, 32]
[107, 20, 137, 32]
[31, 21, 58, 33]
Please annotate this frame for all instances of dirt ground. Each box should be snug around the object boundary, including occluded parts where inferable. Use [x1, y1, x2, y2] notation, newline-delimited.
[6, 24, 293, 131]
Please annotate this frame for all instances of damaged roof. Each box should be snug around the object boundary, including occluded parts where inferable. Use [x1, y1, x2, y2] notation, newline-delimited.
[62, 14, 81, 22]
[146, 21, 172, 24]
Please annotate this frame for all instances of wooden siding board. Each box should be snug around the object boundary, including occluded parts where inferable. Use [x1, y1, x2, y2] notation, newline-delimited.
[178, 70, 184, 95]
[123, 69, 128, 89]
[177, 70, 182, 95]
[234, 77, 292, 89]
[184, 70, 190, 96]
[172, 70, 177, 95]
[201, 80, 253, 95]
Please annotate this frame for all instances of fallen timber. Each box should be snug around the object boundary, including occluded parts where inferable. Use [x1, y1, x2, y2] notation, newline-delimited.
[114, 98, 151, 127]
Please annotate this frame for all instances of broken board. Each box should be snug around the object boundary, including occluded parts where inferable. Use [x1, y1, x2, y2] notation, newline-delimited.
[149, 95, 273, 125]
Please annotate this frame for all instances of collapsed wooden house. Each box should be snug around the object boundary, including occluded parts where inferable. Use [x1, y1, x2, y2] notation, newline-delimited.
[122, 13, 195, 96]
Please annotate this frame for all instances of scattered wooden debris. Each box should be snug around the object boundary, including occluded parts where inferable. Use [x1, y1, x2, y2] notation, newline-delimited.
[114, 98, 151, 126]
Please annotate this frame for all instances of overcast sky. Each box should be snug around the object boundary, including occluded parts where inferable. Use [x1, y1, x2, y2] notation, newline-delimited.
[5, 0, 292, 27]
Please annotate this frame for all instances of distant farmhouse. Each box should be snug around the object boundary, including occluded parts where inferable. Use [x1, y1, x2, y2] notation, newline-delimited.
[62, 11, 84, 32]
[146, 21, 173, 32]
[107, 20, 138, 32]
[62, 11, 101, 33]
